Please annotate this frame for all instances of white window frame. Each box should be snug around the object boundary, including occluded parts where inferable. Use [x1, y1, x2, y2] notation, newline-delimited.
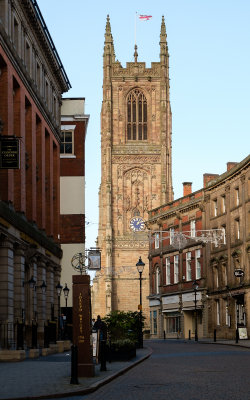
[225, 300, 229, 326]
[174, 255, 179, 284]
[190, 220, 196, 238]
[235, 219, 240, 240]
[186, 252, 192, 281]
[195, 249, 201, 280]
[169, 227, 174, 245]
[155, 233, 160, 249]
[166, 257, 171, 285]
[60, 125, 76, 157]
[235, 188, 240, 206]
[213, 199, 218, 217]
[216, 300, 220, 325]
[221, 195, 226, 213]
[156, 267, 160, 294]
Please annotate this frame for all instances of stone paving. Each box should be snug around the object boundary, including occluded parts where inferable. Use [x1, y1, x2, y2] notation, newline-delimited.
[0, 347, 151, 400]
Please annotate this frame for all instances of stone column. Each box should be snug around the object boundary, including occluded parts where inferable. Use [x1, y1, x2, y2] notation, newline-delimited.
[13, 244, 25, 321]
[37, 257, 46, 345]
[0, 237, 14, 322]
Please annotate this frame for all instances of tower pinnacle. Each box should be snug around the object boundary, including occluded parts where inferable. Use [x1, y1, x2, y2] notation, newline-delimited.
[159, 15, 168, 62]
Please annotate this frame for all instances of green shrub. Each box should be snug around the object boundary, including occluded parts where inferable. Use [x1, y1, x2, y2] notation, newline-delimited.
[103, 310, 145, 344]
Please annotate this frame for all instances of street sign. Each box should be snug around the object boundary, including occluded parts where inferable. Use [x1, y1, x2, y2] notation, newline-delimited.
[234, 269, 244, 277]
[0, 137, 20, 169]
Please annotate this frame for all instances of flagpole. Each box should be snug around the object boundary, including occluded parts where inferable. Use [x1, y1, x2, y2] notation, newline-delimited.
[135, 11, 137, 45]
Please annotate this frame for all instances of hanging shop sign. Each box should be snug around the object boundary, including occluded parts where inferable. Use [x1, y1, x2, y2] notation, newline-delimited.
[88, 249, 101, 270]
[0, 137, 20, 169]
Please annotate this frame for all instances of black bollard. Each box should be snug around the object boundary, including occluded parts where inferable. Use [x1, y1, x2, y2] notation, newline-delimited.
[188, 330, 191, 340]
[163, 330, 166, 340]
[70, 345, 79, 384]
[100, 340, 107, 371]
[236, 328, 239, 344]
[214, 329, 216, 342]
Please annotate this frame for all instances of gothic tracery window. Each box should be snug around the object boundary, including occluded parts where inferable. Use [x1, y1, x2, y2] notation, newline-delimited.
[127, 89, 147, 141]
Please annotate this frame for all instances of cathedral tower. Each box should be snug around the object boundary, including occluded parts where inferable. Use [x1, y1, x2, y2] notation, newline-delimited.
[92, 16, 173, 319]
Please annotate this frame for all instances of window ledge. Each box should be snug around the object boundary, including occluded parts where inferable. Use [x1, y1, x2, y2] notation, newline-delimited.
[60, 154, 76, 159]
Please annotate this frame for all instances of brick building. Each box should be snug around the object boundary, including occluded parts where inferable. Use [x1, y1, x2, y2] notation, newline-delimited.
[92, 16, 173, 322]
[60, 98, 89, 308]
[0, 0, 70, 349]
[147, 155, 250, 340]
[147, 183, 206, 339]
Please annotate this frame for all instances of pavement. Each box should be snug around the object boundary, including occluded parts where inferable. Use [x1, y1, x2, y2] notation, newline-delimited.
[1, 338, 250, 400]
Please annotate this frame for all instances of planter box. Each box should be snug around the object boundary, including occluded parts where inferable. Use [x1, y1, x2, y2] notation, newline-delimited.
[109, 347, 136, 361]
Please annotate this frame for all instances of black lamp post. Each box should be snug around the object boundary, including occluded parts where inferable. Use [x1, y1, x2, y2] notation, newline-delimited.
[136, 256, 145, 349]
[56, 282, 63, 339]
[63, 283, 70, 308]
[192, 280, 199, 341]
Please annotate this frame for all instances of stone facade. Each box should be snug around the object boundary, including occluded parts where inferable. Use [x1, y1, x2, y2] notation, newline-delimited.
[204, 156, 250, 339]
[92, 16, 173, 325]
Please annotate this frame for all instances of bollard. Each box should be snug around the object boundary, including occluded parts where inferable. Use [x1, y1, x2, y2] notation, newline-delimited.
[236, 329, 239, 344]
[188, 330, 191, 340]
[214, 329, 216, 342]
[100, 340, 107, 371]
[70, 345, 79, 384]
[163, 330, 166, 340]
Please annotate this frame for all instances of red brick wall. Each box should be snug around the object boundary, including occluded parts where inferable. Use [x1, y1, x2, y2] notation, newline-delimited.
[0, 47, 60, 241]
[60, 214, 85, 243]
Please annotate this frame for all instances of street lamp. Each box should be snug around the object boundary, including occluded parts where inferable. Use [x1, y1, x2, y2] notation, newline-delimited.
[136, 256, 145, 349]
[192, 280, 199, 342]
[56, 282, 63, 340]
[63, 283, 70, 307]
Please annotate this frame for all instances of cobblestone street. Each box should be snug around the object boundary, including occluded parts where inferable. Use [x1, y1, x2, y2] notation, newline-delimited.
[77, 340, 250, 400]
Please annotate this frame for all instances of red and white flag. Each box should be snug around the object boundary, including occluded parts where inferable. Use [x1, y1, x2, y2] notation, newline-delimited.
[139, 15, 152, 21]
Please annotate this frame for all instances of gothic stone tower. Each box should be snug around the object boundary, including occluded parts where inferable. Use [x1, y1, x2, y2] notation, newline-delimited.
[92, 16, 173, 320]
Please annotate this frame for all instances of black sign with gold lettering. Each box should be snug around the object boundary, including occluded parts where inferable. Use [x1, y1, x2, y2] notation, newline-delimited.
[0, 138, 20, 169]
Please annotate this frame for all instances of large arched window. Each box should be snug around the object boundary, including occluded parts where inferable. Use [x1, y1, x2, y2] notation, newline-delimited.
[127, 89, 147, 141]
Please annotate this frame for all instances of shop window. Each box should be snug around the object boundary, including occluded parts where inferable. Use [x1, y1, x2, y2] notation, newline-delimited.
[150, 310, 157, 335]
[166, 313, 180, 333]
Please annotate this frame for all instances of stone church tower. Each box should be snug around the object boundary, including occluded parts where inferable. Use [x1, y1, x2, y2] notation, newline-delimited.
[92, 16, 173, 320]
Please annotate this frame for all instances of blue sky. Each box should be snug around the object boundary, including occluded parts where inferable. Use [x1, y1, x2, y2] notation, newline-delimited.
[38, 0, 250, 250]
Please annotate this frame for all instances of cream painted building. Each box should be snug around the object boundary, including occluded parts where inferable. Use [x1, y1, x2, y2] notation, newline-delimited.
[60, 98, 89, 308]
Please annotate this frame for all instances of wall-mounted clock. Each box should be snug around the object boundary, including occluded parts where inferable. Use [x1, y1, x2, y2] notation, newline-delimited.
[130, 217, 145, 232]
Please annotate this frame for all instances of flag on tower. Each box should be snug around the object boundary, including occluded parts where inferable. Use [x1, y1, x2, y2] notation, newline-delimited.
[139, 15, 152, 21]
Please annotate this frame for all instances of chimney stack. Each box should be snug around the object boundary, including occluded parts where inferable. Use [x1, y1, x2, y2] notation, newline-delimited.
[227, 162, 238, 172]
[203, 173, 219, 187]
[183, 182, 192, 197]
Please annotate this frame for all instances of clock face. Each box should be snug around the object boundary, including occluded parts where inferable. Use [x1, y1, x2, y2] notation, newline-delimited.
[130, 217, 145, 232]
